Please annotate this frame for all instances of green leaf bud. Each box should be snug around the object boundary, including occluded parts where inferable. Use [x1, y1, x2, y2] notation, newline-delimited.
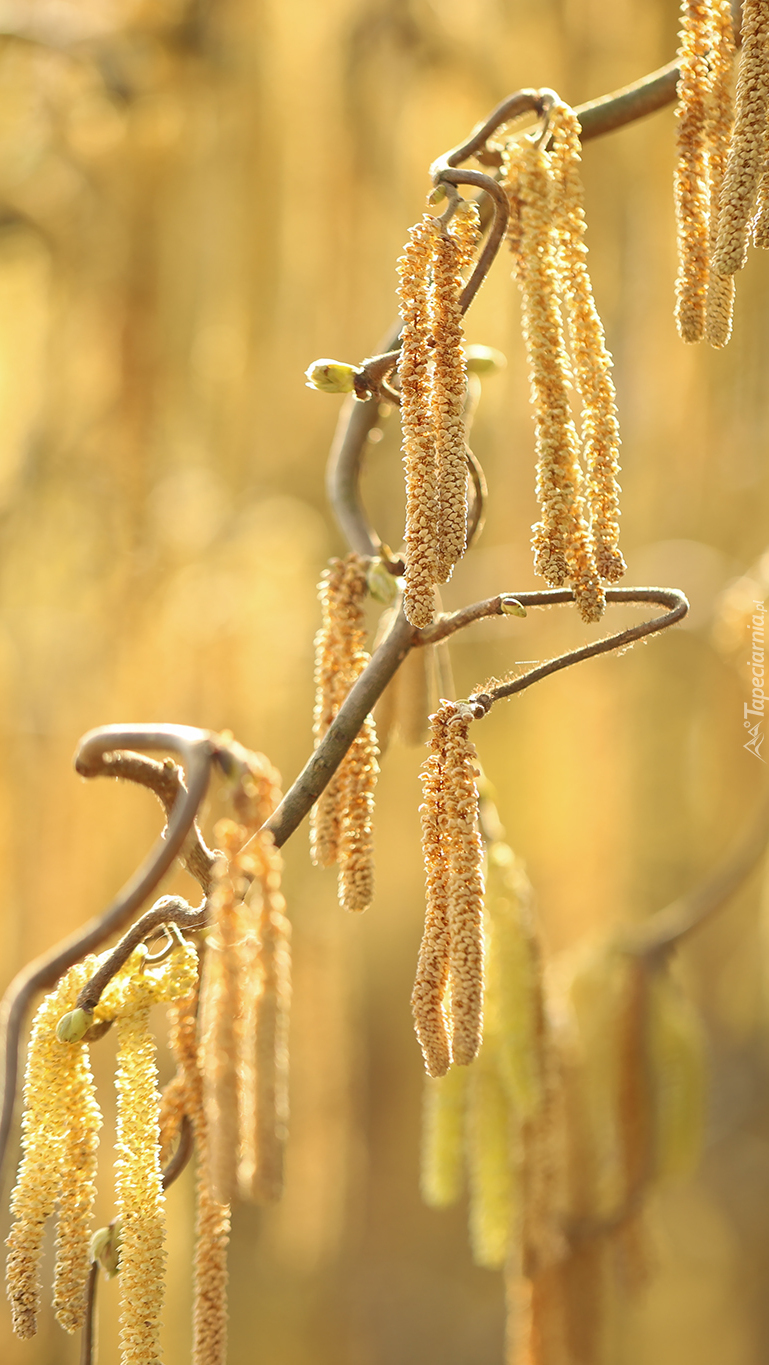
[367, 558, 400, 605]
[304, 359, 358, 394]
[464, 345, 507, 376]
[56, 1007, 94, 1044]
[500, 596, 527, 618]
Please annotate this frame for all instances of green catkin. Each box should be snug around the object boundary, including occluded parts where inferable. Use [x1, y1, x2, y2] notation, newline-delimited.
[421, 1066, 469, 1207]
[484, 843, 543, 1120]
[647, 968, 706, 1180]
[466, 1058, 517, 1269]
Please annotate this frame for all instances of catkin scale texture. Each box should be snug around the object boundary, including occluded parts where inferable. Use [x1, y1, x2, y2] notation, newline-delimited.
[674, 0, 715, 341]
[713, 0, 769, 275]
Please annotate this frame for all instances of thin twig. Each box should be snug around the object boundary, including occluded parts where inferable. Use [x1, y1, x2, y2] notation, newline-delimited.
[80, 1260, 99, 1365]
[76, 895, 208, 1014]
[162, 1113, 194, 1191]
[0, 724, 215, 1182]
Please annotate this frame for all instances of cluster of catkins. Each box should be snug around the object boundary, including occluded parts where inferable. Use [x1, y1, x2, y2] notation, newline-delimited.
[310, 553, 379, 910]
[674, 0, 769, 348]
[397, 203, 481, 629]
[418, 835, 706, 1365]
[503, 100, 626, 624]
[5, 934, 198, 1359]
[6, 742, 289, 1365]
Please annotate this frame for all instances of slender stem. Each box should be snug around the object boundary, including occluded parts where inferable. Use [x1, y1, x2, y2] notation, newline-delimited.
[265, 606, 416, 848]
[76, 895, 208, 1014]
[162, 1114, 194, 1191]
[80, 1260, 99, 1365]
[435, 169, 511, 315]
[0, 724, 215, 1182]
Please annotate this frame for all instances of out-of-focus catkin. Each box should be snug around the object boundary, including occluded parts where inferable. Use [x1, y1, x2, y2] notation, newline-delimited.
[421, 1065, 468, 1207]
[310, 554, 379, 911]
[483, 842, 543, 1119]
[507, 137, 604, 623]
[674, 0, 715, 341]
[549, 102, 626, 583]
[646, 967, 706, 1179]
[712, 0, 769, 275]
[398, 217, 440, 627]
[200, 843, 243, 1206]
[466, 1059, 517, 1269]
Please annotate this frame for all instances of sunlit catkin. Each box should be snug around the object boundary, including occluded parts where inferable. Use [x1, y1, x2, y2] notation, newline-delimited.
[706, 0, 737, 345]
[114, 1005, 166, 1365]
[310, 554, 379, 909]
[443, 705, 485, 1064]
[431, 204, 480, 583]
[511, 139, 604, 623]
[168, 991, 230, 1365]
[550, 102, 626, 583]
[421, 1065, 468, 1207]
[6, 958, 99, 1339]
[646, 968, 706, 1179]
[398, 216, 439, 626]
[200, 845, 243, 1205]
[674, 1, 715, 341]
[466, 1059, 517, 1269]
[238, 834, 292, 1202]
[712, 0, 769, 275]
[412, 707, 453, 1077]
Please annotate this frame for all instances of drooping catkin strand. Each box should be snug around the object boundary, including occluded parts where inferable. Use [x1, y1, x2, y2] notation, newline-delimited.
[398, 216, 440, 627]
[238, 834, 292, 1202]
[6, 958, 99, 1339]
[200, 847, 243, 1205]
[310, 554, 379, 908]
[431, 204, 480, 584]
[484, 843, 543, 1120]
[412, 708, 453, 1077]
[443, 707, 485, 1065]
[421, 1065, 468, 1207]
[706, 1, 737, 345]
[674, 0, 715, 341]
[114, 1006, 166, 1365]
[466, 1058, 517, 1269]
[168, 990, 230, 1365]
[158, 1071, 188, 1168]
[646, 968, 706, 1180]
[549, 103, 626, 583]
[511, 139, 604, 623]
[53, 1042, 101, 1333]
[712, 0, 769, 275]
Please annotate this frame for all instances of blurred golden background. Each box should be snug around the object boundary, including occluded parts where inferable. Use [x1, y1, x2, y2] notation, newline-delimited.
[0, 0, 767, 1361]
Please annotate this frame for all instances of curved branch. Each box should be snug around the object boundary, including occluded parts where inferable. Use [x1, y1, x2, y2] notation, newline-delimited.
[0, 724, 215, 1182]
[76, 895, 208, 1015]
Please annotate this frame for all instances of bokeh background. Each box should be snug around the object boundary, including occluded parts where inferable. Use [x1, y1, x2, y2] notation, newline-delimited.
[0, 0, 767, 1361]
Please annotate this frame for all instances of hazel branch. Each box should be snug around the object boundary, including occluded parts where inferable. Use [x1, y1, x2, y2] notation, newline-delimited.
[75, 896, 208, 1016]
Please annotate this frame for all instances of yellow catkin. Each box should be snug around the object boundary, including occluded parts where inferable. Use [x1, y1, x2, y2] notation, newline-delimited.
[706, 0, 737, 345]
[114, 1006, 166, 1365]
[168, 991, 230, 1365]
[674, 0, 715, 341]
[550, 102, 626, 583]
[310, 555, 379, 908]
[713, 0, 769, 275]
[158, 1071, 188, 1168]
[466, 1058, 517, 1269]
[420, 1066, 469, 1207]
[443, 706, 485, 1066]
[432, 204, 480, 583]
[412, 708, 453, 1077]
[238, 833, 292, 1202]
[200, 848, 243, 1205]
[53, 1041, 101, 1333]
[511, 139, 604, 623]
[310, 557, 351, 866]
[398, 216, 440, 627]
[484, 843, 543, 1119]
[646, 968, 706, 1180]
[6, 957, 99, 1339]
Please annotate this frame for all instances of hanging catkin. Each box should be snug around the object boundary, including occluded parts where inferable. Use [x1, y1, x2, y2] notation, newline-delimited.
[398, 217, 440, 627]
[309, 553, 379, 910]
[549, 101, 626, 583]
[712, 0, 769, 275]
[509, 138, 605, 623]
[674, 0, 715, 342]
[705, 0, 737, 345]
[412, 702, 485, 1073]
